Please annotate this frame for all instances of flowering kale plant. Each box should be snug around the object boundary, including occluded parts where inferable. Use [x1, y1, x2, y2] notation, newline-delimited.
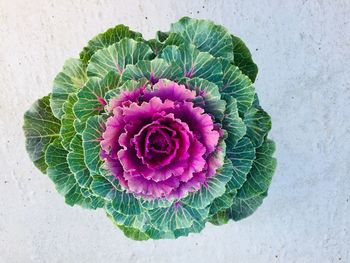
[23, 17, 276, 240]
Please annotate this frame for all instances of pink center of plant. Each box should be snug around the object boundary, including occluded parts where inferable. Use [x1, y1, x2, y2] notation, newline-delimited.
[100, 79, 223, 200]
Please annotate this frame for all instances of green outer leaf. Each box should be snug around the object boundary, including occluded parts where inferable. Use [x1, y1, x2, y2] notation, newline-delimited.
[74, 71, 120, 122]
[180, 77, 226, 121]
[209, 190, 236, 216]
[144, 227, 176, 240]
[81, 188, 91, 198]
[60, 94, 77, 150]
[226, 137, 256, 193]
[209, 138, 255, 220]
[244, 107, 272, 147]
[183, 156, 233, 209]
[147, 32, 184, 56]
[117, 225, 150, 241]
[148, 202, 209, 232]
[160, 44, 223, 85]
[64, 183, 105, 209]
[172, 218, 205, 238]
[80, 25, 143, 64]
[97, 162, 142, 216]
[99, 163, 122, 189]
[232, 35, 258, 82]
[45, 138, 76, 195]
[87, 38, 153, 78]
[82, 115, 106, 174]
[155, 31, 185, 45]
[220, 59, 255, 114]
[105, 202, 147, 230]
[209, 191, 268, 224]
[252, 93, 260, 108]
[23, 95, 61, 173]
[170, 17, 234, 60]
[51, 58, 87, 119]
[144, 214, 206, 240]
[237, 139, 277, 199]
[146, 39, 164, 56]
[155, 31, 169, 42]
[90, 174, 117, 200]
[228, 191, 267, 221]
[140, 198, 173, 210]
[73, 119, 85, 134]
[222, 95, 246, 147]
[209, 210, 229, 226]
[111, 191, 142, 216]
[159, 32, 185, 47]
[46, 138, 104, 209]
[67, 134, 92, 188]
[122, 58, 182, 82]
[106, 189, 207, 239]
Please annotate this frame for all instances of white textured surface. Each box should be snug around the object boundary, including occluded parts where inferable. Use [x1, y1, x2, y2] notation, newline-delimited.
[0, 0, 349, 262]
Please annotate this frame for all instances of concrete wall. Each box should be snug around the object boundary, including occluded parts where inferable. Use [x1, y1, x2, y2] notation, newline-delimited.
[0, 0, 349, 262]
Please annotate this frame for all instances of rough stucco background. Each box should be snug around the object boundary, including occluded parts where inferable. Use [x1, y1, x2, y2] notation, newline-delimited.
[0, 0, 349, 262]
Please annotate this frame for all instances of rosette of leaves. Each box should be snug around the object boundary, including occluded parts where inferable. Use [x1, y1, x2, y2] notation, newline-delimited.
[23, 17, 276, 240]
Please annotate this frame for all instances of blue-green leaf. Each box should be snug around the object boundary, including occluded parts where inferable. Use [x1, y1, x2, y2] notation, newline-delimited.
[147, 32, 185, 55]
[46, 138, 104, 209]
[170, 17, 234, 60]
[183, 157, 233, 209]
[82, 115, 106, 174]
[111, 191, 142, 216]
[122, 58, 182, 82]
[237, 139, 277, 199]
[51, 59, 87, 119]
[90, 175, 117, 200]
[209, 210, 230, 226]
[222, 95, 246, 147]
[244, 107, 272, 147]
[229, 191, 267, 221]
[140, 198, 173, 210]
[64, 183, 105, 209]
[23, 95, 61, 173]
[87, 38, 153, 79]
[74, 71, 120, 122]
[73, 119, 85, 134]
[60, 94, 77, 150]
[45, 138, 76, 195]
[180, 77, 226, 121]
[209, 191, 236, 216]
[117, 225, 150, 241]
[105, 202, 146, 229]
[148, 202, 209, 232]
[226, 137, 256, 193]
[161, 44, 223, 85]
[80, 24, 143, 64]
[220, 59, 255, 114]
[231, 35, 258, 82]
[67, 134, 92, 188]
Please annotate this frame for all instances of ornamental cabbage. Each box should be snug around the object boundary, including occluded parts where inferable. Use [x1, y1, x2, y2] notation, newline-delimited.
[23, 17, 276, 240]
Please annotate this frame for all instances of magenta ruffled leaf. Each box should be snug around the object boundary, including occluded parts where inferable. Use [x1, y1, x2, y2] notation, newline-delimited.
[101, 90, 221, 200]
